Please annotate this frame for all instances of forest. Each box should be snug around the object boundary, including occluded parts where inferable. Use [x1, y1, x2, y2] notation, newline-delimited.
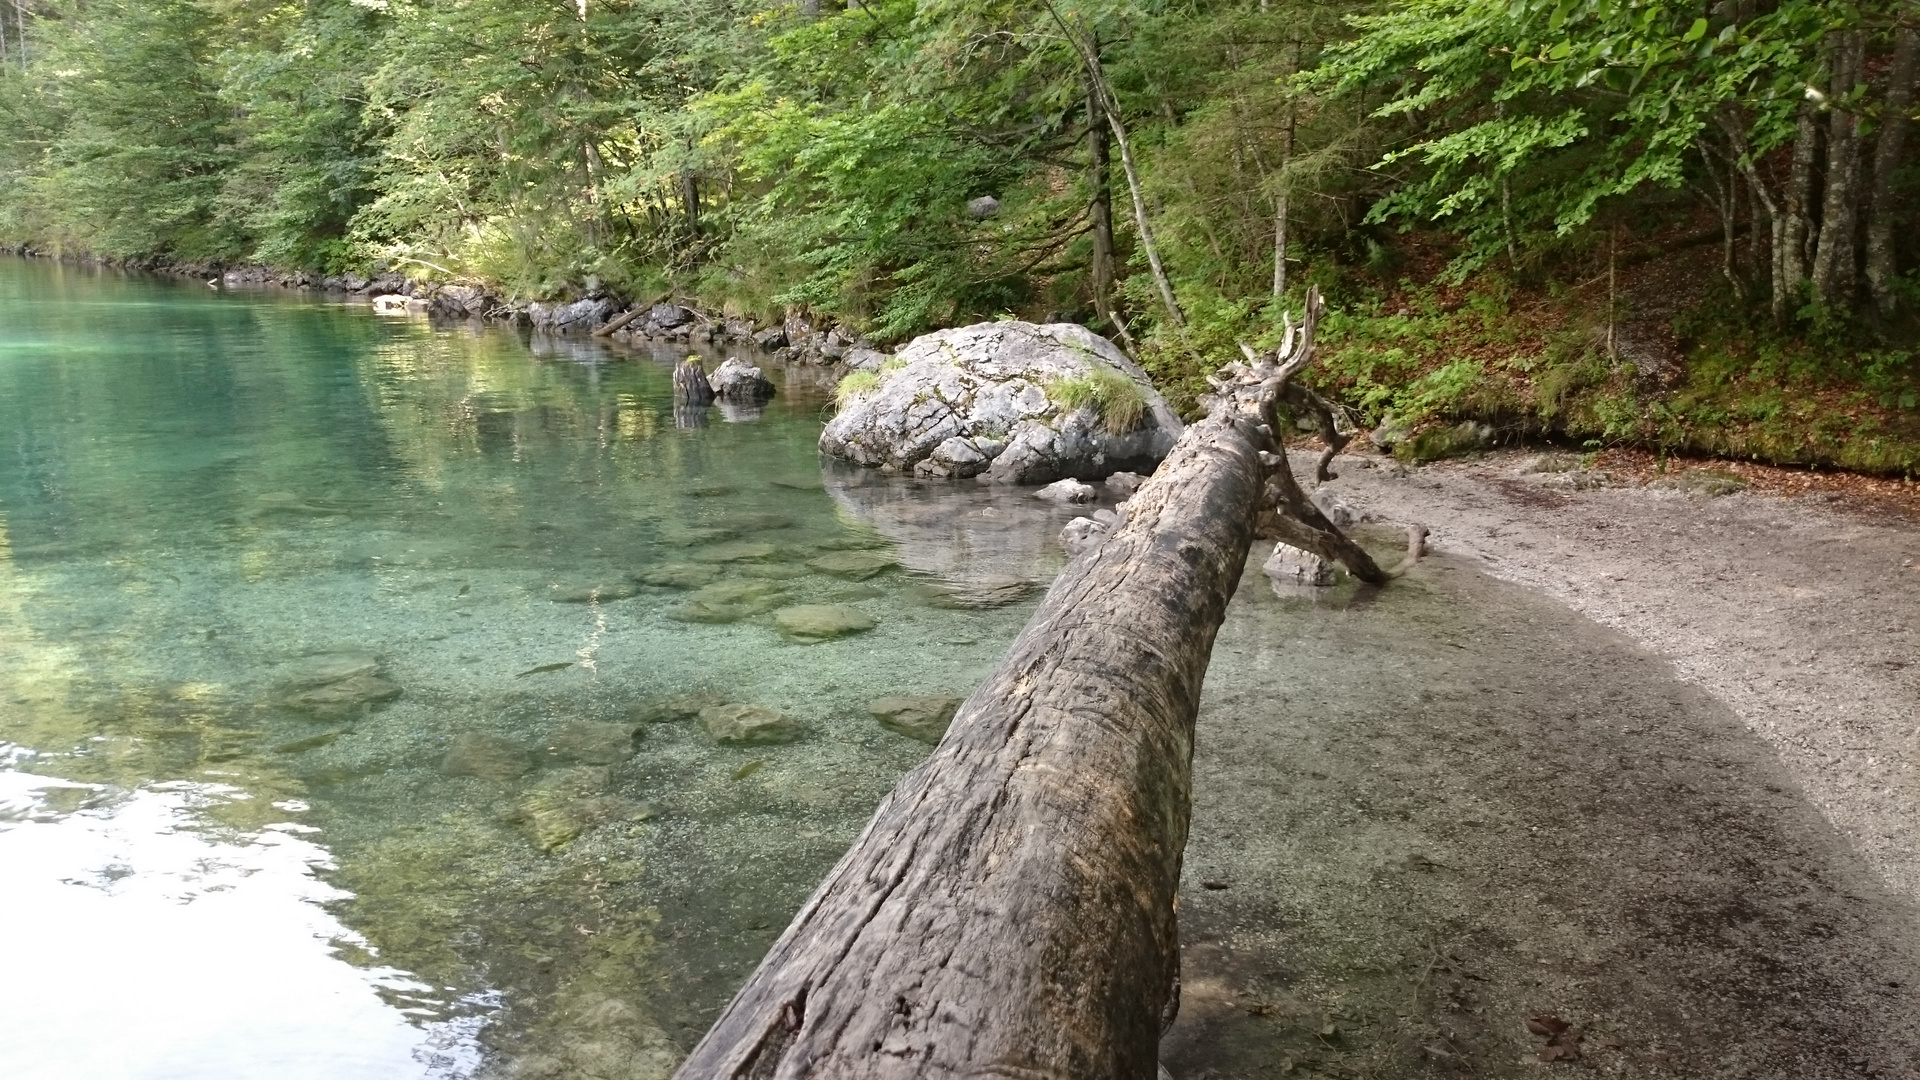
[1, 0, 1916, 474]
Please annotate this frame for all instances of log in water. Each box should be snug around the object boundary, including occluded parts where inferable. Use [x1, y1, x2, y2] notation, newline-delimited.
[675, 409, 1268, 1079]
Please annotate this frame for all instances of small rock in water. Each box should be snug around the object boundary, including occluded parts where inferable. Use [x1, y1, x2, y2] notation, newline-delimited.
[770, 477, 825, 491]
[1104, 471, 1149, 496]
[284, 673, 401, 713]
[280, 651, 380, 690]
[631, 692, 725, 724]
[1263, 542, 1335, 588]
[1060, 516, 1108, 557]
[545, 721, 638, 765]
[670, 580, 788, 623]
[715, 512, 793, 532]
[442, 733, 534, 781]
[1034, 478, 1097, 503]
[699, 703, 803, 745]
[869, 695, 964, 744]
[739, 562, 807, 580]
[681, 482, 735, 498]
[689, 541, 779, 563]
[511, 767, 623, 851]
[826, 584, 885, 602]
[806, 550, 898, 580]
[697, 580, 786, 604]
[657, 524, 739, 547]
[772, 604, 877, 643]
[912, 576, 1036, 609]
[1308, 487, 1360, 528]
[637, 563, 720, 588]
[548, 579, 641, 603]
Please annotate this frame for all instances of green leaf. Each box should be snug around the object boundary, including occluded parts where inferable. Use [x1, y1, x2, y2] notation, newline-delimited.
[1549, 40, 1572, 61]
[1684, 17, 1707, 42]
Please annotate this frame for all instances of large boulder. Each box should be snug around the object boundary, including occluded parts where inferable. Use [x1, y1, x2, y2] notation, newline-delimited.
[708, 357, 776, 402]
[819, 322, 1182, 485]
[529, 297, 619, 334]
[430, 284, 494, 317]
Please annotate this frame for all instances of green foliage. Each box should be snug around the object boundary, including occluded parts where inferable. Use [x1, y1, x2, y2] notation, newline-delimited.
[1310, 0, 1841, 276]
[832, 370, 882, 409]
[1045, 367, 1147, 434]
[18, 0, 242, 260]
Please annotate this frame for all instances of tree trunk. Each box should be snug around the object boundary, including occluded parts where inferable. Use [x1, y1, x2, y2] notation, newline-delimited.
[673, 358, 714, 405]
[1088, 77, 1116, 330]
[682, 171, 701, 239]
[1273, 100, 1295, 300]
[1719, 113, 1787, 318]
[1780, 91, 1823, 319]
[1867, 22, 1918, 315]
[673, 410, 1266, 1079]
[1048, 6, 1185, 330]
[1812, 29, 1867, 310]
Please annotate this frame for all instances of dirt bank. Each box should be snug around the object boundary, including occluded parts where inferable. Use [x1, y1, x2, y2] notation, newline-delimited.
[1164, 451, 1920, 1078]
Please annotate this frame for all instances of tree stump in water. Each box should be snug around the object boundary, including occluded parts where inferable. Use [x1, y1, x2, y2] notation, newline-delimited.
[674, 357, 715, 405]
[673, 288, 1393, 1079]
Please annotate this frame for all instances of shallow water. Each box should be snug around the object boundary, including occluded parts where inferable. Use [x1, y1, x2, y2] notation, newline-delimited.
[0, 259, 1097, 1078]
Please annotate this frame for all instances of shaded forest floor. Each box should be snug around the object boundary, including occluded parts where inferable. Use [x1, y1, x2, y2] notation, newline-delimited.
[1165, 449, 1920, 1078]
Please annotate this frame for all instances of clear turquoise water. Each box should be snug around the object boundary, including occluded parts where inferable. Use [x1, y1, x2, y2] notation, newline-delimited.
[0, 258, 1090, 1078]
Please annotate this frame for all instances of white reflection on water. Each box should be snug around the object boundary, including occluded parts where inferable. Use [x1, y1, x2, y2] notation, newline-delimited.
[0, 757, 493, 1080]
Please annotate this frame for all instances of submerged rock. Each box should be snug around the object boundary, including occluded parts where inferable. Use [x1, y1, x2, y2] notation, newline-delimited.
[714, 511, 793, 532]
[637, 563, 721, 588]
[909, 575, 1037, 609]
[806, 550, 898, 580]
[688, 540, 779, 563]
[699, 703, 803, 745]
[772, 604, 876, 643]
[656, 524, 738, 547]
[279, 651, 380, 689]
[870, 695, 964, 744]
[512, 767, 627, 851]
[442, 733, 533, 781]
[631, 692, 725, 724]
[284, 672, 400, 713]
[1104, 470, 1149, 496]
[548, 579, 640, 603]
[819, 321, 1182, 484]
[669, 580, 788, 623]
[544, 721, 637, 765]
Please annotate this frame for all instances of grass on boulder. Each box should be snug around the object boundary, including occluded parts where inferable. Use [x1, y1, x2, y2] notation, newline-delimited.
[1045, 367, 1148, 434]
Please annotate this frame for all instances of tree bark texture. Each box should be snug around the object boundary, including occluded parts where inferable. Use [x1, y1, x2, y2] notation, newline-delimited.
[671, 410, 1268, 1080]
[673, 358, 714, 405]
[1867, 22, 1918, 314]
[1088, 79, 1116, 330]
[1812, 29, 1867, 309]
[1780, 93, 1822, 317]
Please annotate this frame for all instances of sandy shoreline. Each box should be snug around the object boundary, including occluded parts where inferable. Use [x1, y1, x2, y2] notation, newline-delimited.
[1327, 450, 1920, 905]
[1163, 449, 1920, 1078]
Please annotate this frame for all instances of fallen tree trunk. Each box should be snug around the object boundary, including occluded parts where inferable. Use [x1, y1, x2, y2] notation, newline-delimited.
[674, 288, 1370, 1079]
[592, 290, 670, 337]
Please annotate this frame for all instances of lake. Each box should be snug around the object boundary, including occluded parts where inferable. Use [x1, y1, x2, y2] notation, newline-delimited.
[0, 257, 1086, 1078]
